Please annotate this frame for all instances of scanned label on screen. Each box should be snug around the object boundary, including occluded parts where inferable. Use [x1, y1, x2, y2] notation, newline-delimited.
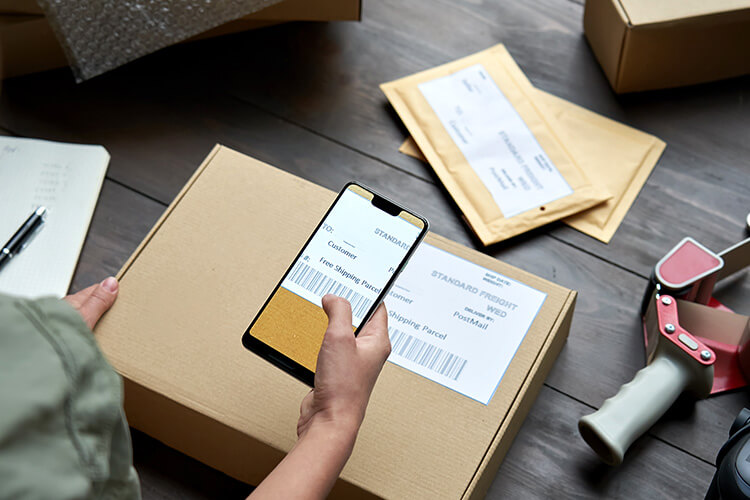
[418, 63, 573, 217]
[281, 188, 421, 327]
[384, 243, 546, 404]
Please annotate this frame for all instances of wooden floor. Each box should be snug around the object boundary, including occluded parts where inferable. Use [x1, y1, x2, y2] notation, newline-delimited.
[2, 0, 749, 498]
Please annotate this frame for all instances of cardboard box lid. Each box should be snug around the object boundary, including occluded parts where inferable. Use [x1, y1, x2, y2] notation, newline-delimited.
[616, 0, 750, 25]
[0, 0, 40, 14]
[95, 145, 574, 498]
[0, 0, 359, 19]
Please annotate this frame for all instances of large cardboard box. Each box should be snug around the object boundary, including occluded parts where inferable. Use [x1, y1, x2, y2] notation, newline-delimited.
[584, 0, 750, 93]
[94, 145, 576, 499]
[0, 0, 360, 79]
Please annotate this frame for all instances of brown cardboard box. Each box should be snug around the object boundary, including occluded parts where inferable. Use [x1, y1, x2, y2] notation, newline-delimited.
[94, 145, 576, 499]
[584, 0, 750, 93]
[0, 0, 40, 14]
[0, 0, 360, 19]
[0, 15, 66, 79]
[0, 0, 360, 79]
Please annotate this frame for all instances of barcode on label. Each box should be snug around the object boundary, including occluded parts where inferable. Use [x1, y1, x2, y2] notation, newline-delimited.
[286, 261, 373, 318]
[388, 328, 468, 381]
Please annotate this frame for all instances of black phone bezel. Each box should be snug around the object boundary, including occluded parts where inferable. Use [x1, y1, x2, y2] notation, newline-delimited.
[241, 181, 429, 387]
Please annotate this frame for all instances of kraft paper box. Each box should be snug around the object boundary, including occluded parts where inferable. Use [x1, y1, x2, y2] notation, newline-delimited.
[0, 15, 66, 79]
[94, 145, 576, 499]
[584, 0, 750, 93]
[0, 0, 360, 79]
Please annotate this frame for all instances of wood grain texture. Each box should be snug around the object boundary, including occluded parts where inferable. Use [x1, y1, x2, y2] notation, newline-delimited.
[70, 180, 165, 294]
[132, 429, 253, 499]
[0, 0, 748, 497]
[488, 386, 716, 500]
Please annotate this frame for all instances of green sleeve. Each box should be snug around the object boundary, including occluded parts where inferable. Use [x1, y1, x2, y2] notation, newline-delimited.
[0, 293, 140, 500]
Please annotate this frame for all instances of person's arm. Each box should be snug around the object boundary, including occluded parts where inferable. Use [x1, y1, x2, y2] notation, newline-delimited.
[0, 277, 137, 500]
[249, 294, 391, 500]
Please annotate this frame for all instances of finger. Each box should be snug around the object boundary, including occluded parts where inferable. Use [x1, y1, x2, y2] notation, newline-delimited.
[358, 302, 388, 339]
[77, 277, 119, 330]
[321, 294, 354, 339]
[63, 284, 98, 310]
[358, 303, 391, 355]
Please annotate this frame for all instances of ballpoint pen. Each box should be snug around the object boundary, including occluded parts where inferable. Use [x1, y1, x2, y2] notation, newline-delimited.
[0, 206, 47, 272]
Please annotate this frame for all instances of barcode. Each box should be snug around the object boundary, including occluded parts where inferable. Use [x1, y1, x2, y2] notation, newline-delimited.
[388, 328, 468, 381]
[286, 261, 373, 318]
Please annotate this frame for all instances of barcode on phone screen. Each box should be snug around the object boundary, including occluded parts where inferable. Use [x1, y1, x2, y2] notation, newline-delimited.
[287, 261, 372, 318]
[388, 328, 468, 381]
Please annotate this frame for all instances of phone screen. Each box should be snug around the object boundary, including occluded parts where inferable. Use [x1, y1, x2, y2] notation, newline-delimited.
[247, 184, 426, 373]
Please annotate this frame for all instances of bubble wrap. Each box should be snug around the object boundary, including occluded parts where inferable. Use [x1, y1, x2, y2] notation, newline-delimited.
[36, 0, 285, 81]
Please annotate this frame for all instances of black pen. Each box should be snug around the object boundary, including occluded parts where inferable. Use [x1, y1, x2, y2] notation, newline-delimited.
[0, 206, 47, 272]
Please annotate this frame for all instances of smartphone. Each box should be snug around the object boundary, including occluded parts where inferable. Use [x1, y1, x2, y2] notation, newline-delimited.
[241, 182, 429, 386]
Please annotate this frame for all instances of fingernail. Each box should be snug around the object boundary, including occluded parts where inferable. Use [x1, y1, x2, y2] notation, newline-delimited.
[101, 277, 119, 293]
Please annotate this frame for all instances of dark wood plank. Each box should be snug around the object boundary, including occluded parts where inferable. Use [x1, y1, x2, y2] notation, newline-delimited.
[70, 180, 165, 293]
[488, 386, 716, 500]
[132, 430, 253, 499]
[0, 73, 217, 206]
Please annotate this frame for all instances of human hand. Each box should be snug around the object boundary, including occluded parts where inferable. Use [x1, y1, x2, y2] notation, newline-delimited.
[297, 295, 391, 442]
[249, 295, 390, 499]
[63, 277, 119, 330]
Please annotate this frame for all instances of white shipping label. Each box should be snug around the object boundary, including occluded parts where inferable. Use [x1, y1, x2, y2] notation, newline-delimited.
[418, 63, 573, 218]
[384, 243, 547, 404]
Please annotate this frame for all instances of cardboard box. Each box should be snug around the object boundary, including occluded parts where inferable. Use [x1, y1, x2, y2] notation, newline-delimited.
[584, 0, 750, 93]
[0, 15, 67, 79]
[0, 0, 360, 79]
[94, 145, 576, 499]
[0, 0, 40, 14]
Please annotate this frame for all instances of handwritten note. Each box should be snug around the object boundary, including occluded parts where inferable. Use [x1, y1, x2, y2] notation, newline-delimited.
[0, 137, 109, 298]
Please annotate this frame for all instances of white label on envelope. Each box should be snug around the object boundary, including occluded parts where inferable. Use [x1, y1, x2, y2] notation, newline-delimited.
[418, 63, 573, 218]
[384, 243, 547, 404]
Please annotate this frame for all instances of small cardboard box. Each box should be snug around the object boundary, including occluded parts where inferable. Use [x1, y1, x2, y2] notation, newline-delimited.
[0, 0, 360, 79]
[584, 0, 750, 93]
[94, 145, 576, 499]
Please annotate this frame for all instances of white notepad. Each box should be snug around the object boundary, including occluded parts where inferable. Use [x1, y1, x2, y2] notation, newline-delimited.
[0, 137, 109, 298]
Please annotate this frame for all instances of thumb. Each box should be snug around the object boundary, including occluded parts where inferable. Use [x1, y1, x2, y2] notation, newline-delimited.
[358, 302, 388, 339]
[357, 303, 391, 359]
[78, 277, 119, 330]
[321, 294, 354, 340]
